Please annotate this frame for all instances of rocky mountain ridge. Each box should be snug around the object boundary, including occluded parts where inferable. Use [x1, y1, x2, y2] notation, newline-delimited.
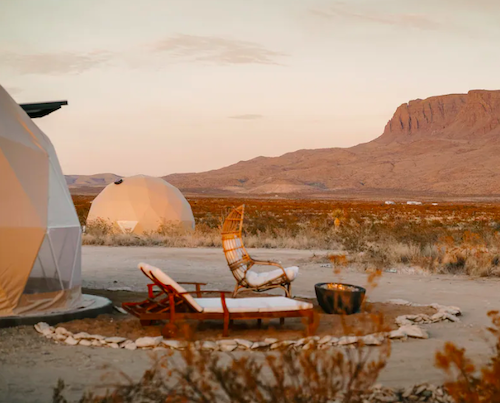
[163, 89, 500, 196]
[67, 90, 500, 197]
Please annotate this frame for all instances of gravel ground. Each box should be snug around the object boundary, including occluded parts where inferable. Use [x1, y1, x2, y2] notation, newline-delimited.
[1, 246, 499, 403]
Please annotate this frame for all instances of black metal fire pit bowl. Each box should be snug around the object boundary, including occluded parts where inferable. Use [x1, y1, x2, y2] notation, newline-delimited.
[314, 283, 366, 315]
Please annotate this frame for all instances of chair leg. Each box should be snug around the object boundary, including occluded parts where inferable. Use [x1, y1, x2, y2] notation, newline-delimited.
[223, 316, 230, 337]
[232, 284, 240, 298]
[229, 319, 234, 328]
[280, 317, 285, 326]
[257, 318, 262, 328]
[287, 283, 292, 298]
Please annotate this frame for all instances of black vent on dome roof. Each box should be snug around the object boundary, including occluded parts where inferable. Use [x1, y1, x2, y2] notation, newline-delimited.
[114, 179, 123, 185]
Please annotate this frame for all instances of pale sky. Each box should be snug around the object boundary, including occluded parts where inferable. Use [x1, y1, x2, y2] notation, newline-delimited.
[2, 0, 500, 176]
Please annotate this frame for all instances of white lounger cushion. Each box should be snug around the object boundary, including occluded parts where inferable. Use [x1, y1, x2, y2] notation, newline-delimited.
[195, 296, 313, 313]
[246, 266, 299, 287]
[138, 263, 204, 313]
[138, 263, 311, 314]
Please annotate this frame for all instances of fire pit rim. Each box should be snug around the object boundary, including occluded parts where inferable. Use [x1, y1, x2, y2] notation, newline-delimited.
[315, 282, 366, 293]
[314, 282, 366, 315]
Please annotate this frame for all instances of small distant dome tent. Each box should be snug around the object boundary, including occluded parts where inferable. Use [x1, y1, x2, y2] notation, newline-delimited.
[0, 86, 82, 316]
[87, 175, 195, 234]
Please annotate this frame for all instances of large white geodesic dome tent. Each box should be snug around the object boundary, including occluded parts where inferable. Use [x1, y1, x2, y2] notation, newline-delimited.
[87, 175, 195, 234]
[0, 86, 82, 316]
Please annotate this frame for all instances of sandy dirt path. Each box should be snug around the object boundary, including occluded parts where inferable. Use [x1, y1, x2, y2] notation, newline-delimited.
[1, 246, 499, 403]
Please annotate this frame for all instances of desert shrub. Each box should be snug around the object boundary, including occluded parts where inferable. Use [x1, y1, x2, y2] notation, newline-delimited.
[53, 335, 391, 403]
[435, 310, 500, 402]
[76, 195, 500, 276]
[85, 219, 115, 236]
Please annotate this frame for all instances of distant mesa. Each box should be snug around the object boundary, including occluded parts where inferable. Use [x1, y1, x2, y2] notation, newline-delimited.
[69, 89, 500, 197]
[163, 89, 500, 197]
[66, 173, 122, 188]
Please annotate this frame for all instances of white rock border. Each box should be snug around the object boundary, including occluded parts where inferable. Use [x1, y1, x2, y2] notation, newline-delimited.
[33, 299, 461, 353]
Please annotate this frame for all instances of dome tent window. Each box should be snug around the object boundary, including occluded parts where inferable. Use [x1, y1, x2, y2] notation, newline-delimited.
[114, 179, 123, 185]
[87, 175, 195, 234]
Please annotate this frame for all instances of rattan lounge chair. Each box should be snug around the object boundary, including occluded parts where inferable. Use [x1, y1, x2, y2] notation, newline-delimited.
[221, 205, 299, 297]
[122, 263, 314, 337]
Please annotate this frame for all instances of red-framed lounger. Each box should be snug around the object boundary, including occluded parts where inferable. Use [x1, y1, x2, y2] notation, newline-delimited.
[122, 263, 315, 337]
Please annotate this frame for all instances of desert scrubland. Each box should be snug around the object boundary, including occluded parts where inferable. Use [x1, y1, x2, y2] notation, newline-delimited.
[77, 196, 500, 277]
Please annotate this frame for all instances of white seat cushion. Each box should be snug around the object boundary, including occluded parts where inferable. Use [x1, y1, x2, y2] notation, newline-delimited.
[245, 266, 299, 287]
[138, 263, 203, 313]
[195, 296, 313, 313]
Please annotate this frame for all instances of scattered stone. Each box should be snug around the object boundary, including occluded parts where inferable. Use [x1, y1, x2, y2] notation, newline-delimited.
[295, 338, 308, 346]
[271, 340, 296, 350]
[124, 342, 137, 350]
[55, 327, 70, 336]
[89, 334, 105, 340]
[79, 340, 92, 347]
[395, 316, 412, 326]
[234, 339, 253, 349]
[220, 344, 237, 352]
[338, 336, 358, 346]
[64, 336, 78, 346]
[55, 334, 68, 342]
[399, 325, 429, 339]
[318, 335, 332, 344]
[42, 327, 54, 336]
[34, 322, 52, 335]
[91, 340, 102, 347]
[386, 299, 411, 306]
[402, 386, 413, 398]
[217, 339, 238, 346]
[202, 341, 218, 351]
[113, 305, 128, 314]
[444, 313, 460, 322]
[251, 341, 270, 349]
[431, 312, 446, 322]
[136, 336, 162, 348]
[414, 384, 427, 395]
[362, 334, 382, 346]
[388, 328, 407, 339]
[106, 286, 132, 291]
[73, 332, 91, 340]
[329, 337, 340, 345]
[431, 303, 461, 316]
[302, 341, 316, 350]
[109, 343, 120, 349]
[153, 347, 167, 352]
[120, 340, 133, 347]
[264, 338, 278, 344]
[161, 339, 184, 349]
[105, 336, 127, 344]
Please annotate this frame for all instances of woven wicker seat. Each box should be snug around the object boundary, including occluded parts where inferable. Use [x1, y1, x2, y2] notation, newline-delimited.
[221, 205, 298, 297]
